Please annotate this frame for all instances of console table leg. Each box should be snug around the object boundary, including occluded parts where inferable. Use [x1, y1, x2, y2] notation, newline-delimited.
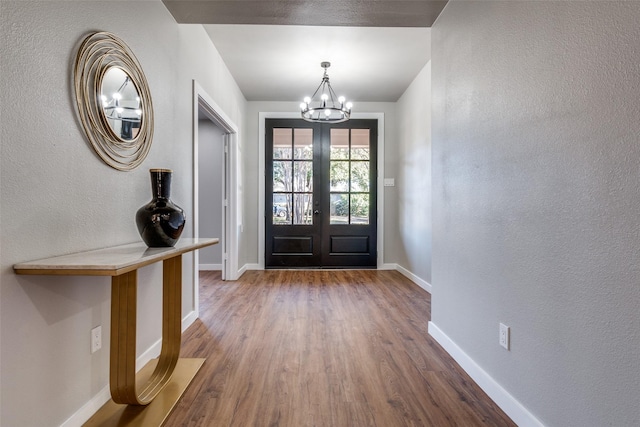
[110, 270, 137, 404]
[109, 255, 183, 405]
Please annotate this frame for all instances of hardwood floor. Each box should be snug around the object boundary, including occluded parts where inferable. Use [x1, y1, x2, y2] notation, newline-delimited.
[165, 270, 515, 426]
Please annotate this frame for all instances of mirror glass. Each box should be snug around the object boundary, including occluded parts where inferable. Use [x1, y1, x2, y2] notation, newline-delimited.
[100, 67, 142, 141]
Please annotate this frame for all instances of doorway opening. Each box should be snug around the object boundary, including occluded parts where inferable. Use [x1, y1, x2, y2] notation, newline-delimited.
[191, 81, 241, 317]
[197, 116, 224, 272]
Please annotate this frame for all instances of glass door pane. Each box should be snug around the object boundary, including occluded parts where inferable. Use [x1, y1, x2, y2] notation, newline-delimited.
[294, 128, 313, 159]
[330, 194, 349, 224]
[329, 128, 371, 225]
[330, 128, 349, 159]
[351, 129, 370, 159]
[271, 127, 315, 226]
[273, 128, 293, 159]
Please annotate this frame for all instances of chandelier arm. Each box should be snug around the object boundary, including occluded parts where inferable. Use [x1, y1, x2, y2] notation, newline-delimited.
[327, 82, 339, 106]
[310, 82, 323, 101]
[116, 76, 130, 93]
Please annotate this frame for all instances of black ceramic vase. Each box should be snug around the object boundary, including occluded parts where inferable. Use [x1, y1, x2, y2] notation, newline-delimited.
[136, 169, 186, 247]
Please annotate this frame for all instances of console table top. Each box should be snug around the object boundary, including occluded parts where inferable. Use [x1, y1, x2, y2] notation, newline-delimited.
[13, 238, 219, 276]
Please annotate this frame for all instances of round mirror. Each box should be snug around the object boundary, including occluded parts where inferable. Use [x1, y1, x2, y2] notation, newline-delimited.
[74, 32, 154, 171]
[100, 67, 142, 141]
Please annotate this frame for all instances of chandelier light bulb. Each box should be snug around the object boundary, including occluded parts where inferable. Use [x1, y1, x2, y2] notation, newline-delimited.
[338, 96, 345, 104]
[324, 109, 331, 116]
[346, 102, 353, 110]
[300, 102, 307, 110]
[112, 93, 122, 100]
[321, 93, 329, 101]
[304, 96, 311, 104]
[115, 107, 124, 114]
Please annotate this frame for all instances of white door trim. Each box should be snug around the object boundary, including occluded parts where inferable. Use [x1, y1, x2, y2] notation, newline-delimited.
[258, 112, 385, 269]
[192, 80, 241, 316]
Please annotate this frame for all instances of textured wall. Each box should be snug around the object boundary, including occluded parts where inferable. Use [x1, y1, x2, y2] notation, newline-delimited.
[396, 61, 432, 283]
[431, 1, 640, 426]
[0, 2, 246, 425]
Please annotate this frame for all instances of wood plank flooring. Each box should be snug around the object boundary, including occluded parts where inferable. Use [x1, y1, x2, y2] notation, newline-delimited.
[165, 270, 515, 426]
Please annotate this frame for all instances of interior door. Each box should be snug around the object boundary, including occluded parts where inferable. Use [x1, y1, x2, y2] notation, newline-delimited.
[265, 118, 377, 268]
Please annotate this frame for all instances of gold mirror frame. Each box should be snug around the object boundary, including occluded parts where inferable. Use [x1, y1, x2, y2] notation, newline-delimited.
[74, 32, 154, 171]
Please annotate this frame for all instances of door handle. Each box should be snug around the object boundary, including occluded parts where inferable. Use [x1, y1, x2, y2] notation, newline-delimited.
[314, 210, 321, 215]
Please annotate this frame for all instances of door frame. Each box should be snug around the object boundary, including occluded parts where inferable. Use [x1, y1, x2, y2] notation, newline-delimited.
[191, 80, 241, 316]
[258, 112, 385, 269]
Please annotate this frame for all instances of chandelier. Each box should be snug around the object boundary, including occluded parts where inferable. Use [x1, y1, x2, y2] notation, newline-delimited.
[101, 76, 142, 124]
[300, 62, 352, 123]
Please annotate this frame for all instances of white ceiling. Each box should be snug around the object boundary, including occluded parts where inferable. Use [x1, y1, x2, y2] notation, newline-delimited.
[203, 25, 431, 102]
[163, 1, 446, 102]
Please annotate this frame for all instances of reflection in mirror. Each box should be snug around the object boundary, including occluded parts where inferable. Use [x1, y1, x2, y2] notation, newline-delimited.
[101, 67, 142, 141]
[74, 32, 154, 170]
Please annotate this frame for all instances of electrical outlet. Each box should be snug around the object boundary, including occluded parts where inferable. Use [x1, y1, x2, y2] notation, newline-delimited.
[91, 326, 102, 354]
[499, 323, 510, 350]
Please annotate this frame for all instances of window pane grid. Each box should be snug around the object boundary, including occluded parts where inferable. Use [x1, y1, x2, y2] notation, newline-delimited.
[329, 129, 371, 225]
[272, 128, 314, 226]
[274, 127, 370, 226]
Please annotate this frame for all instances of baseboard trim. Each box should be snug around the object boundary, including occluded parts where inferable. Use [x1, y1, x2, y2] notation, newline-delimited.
[234, 263, 260, 280]
[199, 263, 222, 271]
[60, 386, 111, 427]
[60, 310, 200, 427]
[182, 310, 198, 332]
[378, 263, 397, 270]
[396, 264, 431, 293]
[377, 263, 431, 294]
[236, 264, 247, 278]
[428, 322, 545, 427]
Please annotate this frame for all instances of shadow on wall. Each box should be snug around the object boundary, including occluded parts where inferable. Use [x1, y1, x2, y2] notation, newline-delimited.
[18, 275, 110, 325]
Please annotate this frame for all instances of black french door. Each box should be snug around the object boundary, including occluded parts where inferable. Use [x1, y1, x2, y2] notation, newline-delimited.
[265, 118, 377, 268]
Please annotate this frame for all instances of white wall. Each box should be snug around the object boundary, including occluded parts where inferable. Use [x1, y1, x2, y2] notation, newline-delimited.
[431, 1, 640, 426]
[396, 61, 432, 284]
[243, 101, 399, 267]
[198, 119, 224, 268]
[0, 2, 246, 425]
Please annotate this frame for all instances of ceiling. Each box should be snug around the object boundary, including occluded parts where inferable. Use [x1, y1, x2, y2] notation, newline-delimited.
[162, 1, 448, 102]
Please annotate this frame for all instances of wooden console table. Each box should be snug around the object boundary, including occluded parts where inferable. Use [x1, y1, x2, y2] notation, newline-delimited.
[14, 238, 218, 426]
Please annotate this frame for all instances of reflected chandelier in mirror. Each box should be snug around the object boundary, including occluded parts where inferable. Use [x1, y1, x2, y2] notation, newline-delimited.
[73, 32, 154, 171]
[101, 67, 142, 141]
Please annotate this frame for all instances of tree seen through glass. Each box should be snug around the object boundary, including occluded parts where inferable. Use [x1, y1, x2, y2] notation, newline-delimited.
[272, 127, 371, 226]
[330, 128, 370, 224]
[273, 128, 313, 225]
